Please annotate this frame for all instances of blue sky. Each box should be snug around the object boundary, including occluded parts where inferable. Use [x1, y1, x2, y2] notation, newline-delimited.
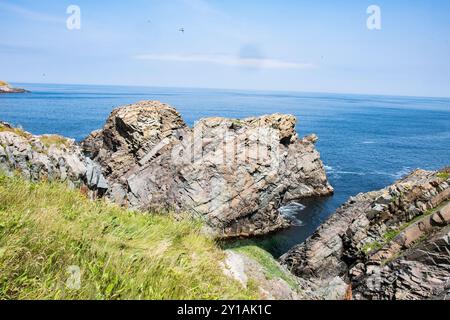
[1, 0, 450, 97]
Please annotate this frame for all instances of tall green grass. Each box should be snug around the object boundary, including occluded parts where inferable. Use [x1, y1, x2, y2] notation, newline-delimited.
[0, 173, 256, 300]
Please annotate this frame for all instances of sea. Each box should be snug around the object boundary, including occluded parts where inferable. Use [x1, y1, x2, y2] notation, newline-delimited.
[1, 83, 450, 257]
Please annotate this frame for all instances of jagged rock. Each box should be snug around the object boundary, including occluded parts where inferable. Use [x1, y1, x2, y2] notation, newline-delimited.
[82, 101, 189, 180]
[353, 226, 450, 300]
[82, 101, 333, 237]
[280, 169, 450, 300]
[0, 121, 107, 194]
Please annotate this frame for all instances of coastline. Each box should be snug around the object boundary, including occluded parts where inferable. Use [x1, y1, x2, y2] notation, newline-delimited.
[0, 81, 29, 94]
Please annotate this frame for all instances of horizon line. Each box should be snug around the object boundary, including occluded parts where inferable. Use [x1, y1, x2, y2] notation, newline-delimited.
[7, 80, 450, 101]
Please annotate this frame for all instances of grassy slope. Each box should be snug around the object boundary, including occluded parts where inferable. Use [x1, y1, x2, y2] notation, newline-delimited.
[0, 174, 257, 300]
[0, 81, 8, 86]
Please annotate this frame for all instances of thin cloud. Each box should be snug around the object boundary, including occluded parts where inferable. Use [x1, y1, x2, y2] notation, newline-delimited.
[134, 53, 315, 70]
[0, 1, 64, 24]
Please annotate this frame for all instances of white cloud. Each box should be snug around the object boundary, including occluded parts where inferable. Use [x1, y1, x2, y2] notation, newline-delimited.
[0, 1, 64, 24]
[134, 53, 315, 70]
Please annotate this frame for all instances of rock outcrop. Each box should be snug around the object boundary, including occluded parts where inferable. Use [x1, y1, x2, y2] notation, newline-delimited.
[0, 81, 28, 94]
[82, 101, 333, 238]
[0, 122, 107, 195]
[280, 169, 450, 300]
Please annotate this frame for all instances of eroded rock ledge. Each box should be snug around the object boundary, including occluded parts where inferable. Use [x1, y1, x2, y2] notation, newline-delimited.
[1, 101, 333, 238]
[280, 169, 450, 300]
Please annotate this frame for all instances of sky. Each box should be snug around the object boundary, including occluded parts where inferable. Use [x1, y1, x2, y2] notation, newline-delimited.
[1, 0, 450, 97]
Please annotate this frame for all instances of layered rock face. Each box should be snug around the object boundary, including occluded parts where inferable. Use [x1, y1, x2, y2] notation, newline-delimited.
[0, 122, 107, 194]
[280, 169, 450, 300]
[82, 101, 333, 237]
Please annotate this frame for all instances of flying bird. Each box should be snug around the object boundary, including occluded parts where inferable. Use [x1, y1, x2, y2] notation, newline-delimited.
[179, 28, 185, 33]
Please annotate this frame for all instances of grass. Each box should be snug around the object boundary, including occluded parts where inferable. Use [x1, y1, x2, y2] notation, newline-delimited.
[0, 173, 257, 300]
[0, 123, 31, 139]
[361, 241, 383, 255]
[437, 172, 450, 180]
[0, 80, 9, 86]
[224, 240, 299, 290]
[39, 135, 71, 148]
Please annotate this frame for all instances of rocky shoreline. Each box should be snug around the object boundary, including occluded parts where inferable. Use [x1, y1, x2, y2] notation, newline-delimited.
[1, 100, 449, 300]
[0, 81, 28, 94]
[280, 168, 450, 300]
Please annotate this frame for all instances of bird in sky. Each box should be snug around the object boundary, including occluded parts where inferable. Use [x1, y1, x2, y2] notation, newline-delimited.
[179, 28, 185, 33]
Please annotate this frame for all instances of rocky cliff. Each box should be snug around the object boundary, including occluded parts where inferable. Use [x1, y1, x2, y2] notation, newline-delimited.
[0, 101, 333, 239]
[82, 101, 333, 238]
[280, 169, 450, 300]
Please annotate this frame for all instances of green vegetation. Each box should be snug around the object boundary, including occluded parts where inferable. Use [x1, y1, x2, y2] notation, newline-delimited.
[0, 123, 31, 139]
[437, 172, 450, 180]
[383, 229, 400, 243]
[231, 119, 245, 128]
[361, 241, 383, 255]
[224, 240, 298, 290]
[0, 173, 257, 300]
[39, 135, 70, 148]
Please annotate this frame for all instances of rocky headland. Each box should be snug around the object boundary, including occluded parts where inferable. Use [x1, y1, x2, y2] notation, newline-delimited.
[0, 81, 29, 94]
[280, 168, 450, 300]
[2, 100, 448, 300]
[1, 100, 333, 238]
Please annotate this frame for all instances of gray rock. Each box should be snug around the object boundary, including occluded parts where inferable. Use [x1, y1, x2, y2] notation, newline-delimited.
[0, 121, 107, 196]
[81, 101, 334, 237]
[280, 169, 450, 300]
[86, 158, 109, 190]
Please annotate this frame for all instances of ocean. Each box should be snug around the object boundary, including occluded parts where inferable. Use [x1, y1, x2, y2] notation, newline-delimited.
[1, 83, 450, 257]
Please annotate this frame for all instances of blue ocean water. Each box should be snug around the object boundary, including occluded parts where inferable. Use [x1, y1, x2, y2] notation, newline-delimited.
[1, 83, 450, 256]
